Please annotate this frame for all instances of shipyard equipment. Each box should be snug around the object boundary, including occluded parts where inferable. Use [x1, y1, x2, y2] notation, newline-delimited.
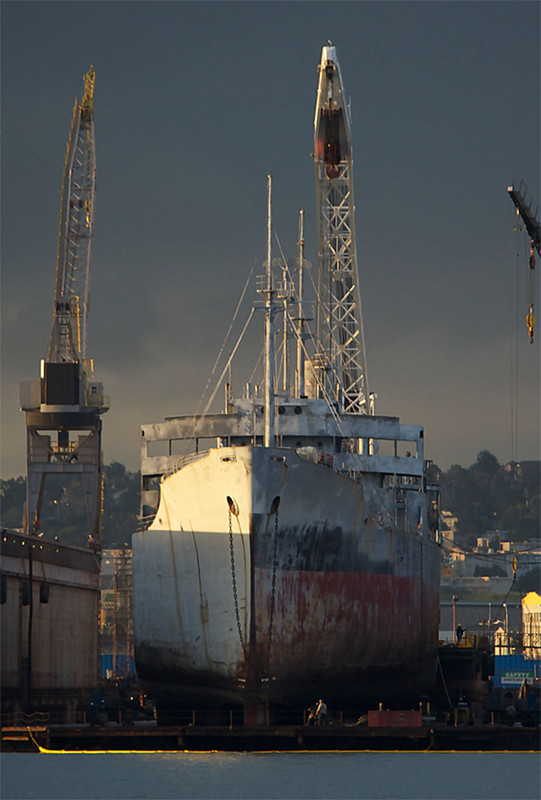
[313, 44, 371, 414]
[508, 180, 540, 343]
[7, 67, 107, 714]
[19, 67, 108, 549]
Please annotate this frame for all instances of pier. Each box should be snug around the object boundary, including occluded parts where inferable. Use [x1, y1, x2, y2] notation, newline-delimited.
[3, 718, 539, 753]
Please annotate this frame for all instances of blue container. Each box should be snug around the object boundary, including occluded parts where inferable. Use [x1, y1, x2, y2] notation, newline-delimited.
[493, 654, 541, 688]
[100, 654, 136, 678]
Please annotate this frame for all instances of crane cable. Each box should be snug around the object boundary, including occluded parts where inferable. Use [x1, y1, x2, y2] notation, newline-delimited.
[510, 209, 523, 464]
[509, 203, 538, 463]
[527, 239, 535, 344]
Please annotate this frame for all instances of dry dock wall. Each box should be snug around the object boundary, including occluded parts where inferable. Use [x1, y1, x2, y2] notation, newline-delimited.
[1, 530, 100, 715]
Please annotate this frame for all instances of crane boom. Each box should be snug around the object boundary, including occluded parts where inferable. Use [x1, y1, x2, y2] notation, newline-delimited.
[48, 66, 96, 364]
[508, 180, 539, 343]
[313, 45, 370, 414]
[508, 180, 541, 256]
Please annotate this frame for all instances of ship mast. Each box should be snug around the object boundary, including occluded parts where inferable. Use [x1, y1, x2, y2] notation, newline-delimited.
[295, 209, 306, 398]
[263, 173, 276, 446]
[314, 44, 370, 414]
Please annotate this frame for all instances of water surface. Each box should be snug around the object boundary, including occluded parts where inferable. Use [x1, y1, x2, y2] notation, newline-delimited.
[2, 751, 539, 800]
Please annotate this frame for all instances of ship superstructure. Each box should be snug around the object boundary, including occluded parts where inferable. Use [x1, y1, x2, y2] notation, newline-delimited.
[132, 45, 441, 722]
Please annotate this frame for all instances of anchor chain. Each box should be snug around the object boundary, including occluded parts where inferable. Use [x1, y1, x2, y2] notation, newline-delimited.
[228, 506, 245, 653]
[228, 496, 280, 680]
[265, 504, 279, 677]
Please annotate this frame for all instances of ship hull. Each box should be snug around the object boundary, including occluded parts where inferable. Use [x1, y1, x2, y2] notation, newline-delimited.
[132, 445, 440, 711]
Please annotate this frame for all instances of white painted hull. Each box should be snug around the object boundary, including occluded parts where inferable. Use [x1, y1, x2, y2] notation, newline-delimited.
[133, 445, 440, 710]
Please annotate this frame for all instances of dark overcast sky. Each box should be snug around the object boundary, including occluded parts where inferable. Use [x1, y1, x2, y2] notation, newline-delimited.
[1, 0, 540, 478]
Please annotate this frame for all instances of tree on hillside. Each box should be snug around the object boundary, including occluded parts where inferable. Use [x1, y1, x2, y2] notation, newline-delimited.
[517, 567, 541, 594]
[471, 450, 499, 475]
[0, 476, 26, 529]
[501, 498, 540, 540]
[473, 564, 507, 578]
[102, 462, 140, 548]
[439, 451, 540, 544]
[439, 464, 479, 539]
[2, 452, 538, 549]
[0, 464, 141, 549]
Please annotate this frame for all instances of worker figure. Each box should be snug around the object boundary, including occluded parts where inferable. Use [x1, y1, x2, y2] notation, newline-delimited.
[306, 703, 318, 726]
[316, 699, 328, 726]
[456, 624, 464, 645]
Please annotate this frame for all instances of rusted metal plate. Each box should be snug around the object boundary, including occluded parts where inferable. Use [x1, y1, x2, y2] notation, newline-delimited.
[368, 709, 423, 727]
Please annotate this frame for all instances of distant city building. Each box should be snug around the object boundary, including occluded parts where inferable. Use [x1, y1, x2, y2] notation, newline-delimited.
[100, 548, 133, 678]
[440, 510, 458, 543]
[444, 538, 540, 581]
[522, 591, 541, 660]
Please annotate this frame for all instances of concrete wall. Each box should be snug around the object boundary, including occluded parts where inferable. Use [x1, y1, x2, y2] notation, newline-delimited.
[1, 530, 100, 703]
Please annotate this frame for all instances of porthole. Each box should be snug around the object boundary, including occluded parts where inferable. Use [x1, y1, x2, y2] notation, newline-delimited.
[294, 406, 302, 414]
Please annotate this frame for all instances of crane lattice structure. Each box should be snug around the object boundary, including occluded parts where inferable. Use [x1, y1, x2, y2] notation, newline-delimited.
[48, 67, 96, 364]
[20, 67, 108, 551]
[313, 46, 370, 415]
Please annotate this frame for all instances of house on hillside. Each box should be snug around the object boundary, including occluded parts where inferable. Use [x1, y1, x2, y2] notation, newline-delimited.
[446, 539, 540, 580]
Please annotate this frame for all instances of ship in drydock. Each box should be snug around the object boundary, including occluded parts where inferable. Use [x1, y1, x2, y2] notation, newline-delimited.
[132, 44, 441, 721]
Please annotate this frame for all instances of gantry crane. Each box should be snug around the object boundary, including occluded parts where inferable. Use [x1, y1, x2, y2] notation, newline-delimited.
[19, 66, 108, 550]
[508, 180, 540, 343]
[313, 44, 371, 415]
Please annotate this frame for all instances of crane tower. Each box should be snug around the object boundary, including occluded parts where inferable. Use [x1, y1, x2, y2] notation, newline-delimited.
[313, 45, 370, 415]
[19, 67, 108, 550]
